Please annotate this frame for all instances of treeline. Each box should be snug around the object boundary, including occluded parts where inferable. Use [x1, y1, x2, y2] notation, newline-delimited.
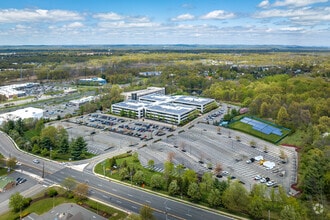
[1, 118, 90, 160]
[110, 154, 308, 220]
[204, 74, 330, 211]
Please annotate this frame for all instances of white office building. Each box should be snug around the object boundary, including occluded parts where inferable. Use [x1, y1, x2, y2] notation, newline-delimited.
[145, 103, 197, 125]
[173, 95, 215, 113]
[111, 100, 147, 118]
[122, 87, 165, 100]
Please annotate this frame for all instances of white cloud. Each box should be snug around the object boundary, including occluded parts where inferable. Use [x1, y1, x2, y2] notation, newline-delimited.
[0, 9, 83, 23]
[201, 10, 235, 20]
[255, 6, 330, 25]
[171, 13, 195, 21]
[98, 21, 160, 29]
[273, 0, 328, 7]
[93, 12, 124, 20]
[258, 0, 270, 8]
[280, 27, 304, 31]
[65, 22, 84, 28]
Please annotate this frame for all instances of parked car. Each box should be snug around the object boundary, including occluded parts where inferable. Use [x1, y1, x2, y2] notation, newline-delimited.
[19, 178, 27, 184]
[254, 175, 262, 180]
[16, 177, 22, 185]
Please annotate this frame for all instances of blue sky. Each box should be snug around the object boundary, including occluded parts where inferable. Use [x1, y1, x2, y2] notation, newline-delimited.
[0, 0, 329, 46]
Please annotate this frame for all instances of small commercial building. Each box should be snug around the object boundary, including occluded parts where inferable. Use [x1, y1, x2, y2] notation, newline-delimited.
[139, 71, 162, 77]
[0, 83, 39, 99]
[69, 96, 95, 107]
[0, 107, 43, 125]
[77, 77, 107, 86]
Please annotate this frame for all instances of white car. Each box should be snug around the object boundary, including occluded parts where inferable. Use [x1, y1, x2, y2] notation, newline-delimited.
[33, 159, 40, 164]
[260, 178, 267, 183]
[254, 175, 262, 180]
[16, 162, 22, 166]
[267, 181, 277, 187]
[222, 171, 229, 176]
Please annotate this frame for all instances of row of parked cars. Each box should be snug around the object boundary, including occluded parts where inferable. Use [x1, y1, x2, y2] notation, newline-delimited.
[254, 175, 278, 187]
[16, 177, 27, 185]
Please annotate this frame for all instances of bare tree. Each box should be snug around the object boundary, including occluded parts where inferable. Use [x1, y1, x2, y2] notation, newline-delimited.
[167, 152, 175, 163]
[214, 163, 223, 175]
[180, 141, 186, 152]
[74, 183, 89, 201]
[216, 126, 221, 134]
[249, 140, 257, 148]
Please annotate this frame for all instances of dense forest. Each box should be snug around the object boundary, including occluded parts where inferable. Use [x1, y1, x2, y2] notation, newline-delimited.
[0, 48, 329, 219]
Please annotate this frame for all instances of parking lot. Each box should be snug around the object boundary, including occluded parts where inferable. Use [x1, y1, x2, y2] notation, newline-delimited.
[51, 105, 297, 193]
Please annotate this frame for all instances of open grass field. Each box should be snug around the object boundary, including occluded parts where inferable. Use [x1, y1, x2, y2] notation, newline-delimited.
[229, 117, 291, 144]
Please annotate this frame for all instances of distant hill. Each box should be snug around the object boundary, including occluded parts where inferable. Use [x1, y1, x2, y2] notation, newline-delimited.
[0, 44, 329, 53]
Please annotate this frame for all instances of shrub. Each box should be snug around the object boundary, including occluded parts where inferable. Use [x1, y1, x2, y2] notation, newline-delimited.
[47, 188, 58, 197]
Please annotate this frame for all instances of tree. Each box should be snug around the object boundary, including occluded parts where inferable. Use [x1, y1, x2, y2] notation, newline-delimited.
[183, 169, 198, 184]
[119, 167, 129, 180]
[214, 163, 223, 175]
[71, 136, 87, 160]
[207, 189, 222, 207]
[109, 157, 117, 169]
[167, 152, 175, 163]
[168, 180, 180, 196]
[74, 183, 89, 201]
[222, 181, 249, 213]
[248, 195, 265, 219]
[201, 172, 214, 192]
[139, 204, 155, 220]
[150, 174, 164, 190]
[164, 161, 174, 176]
[187, 182, 201, 201]
[9, 192, 30, 213]
[61, 177, 76, 192]
[147, 159, 154, 168]
[260, 102, 269, 117]
[133, 170, 145, 185]
[276, 106, 290, 127]
[7, 156, 17, 171]
[280, 205, 301, 220]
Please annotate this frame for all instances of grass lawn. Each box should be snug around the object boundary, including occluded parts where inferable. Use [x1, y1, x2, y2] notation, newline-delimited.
[229, 119, 290, 144]
[0, 187, 127, 220]
[279, 129, 306, 146]
[0, 168, 8, 176]
[94, 153, 159, 187]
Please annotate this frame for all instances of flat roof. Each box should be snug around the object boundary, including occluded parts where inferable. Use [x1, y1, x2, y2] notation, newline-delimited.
[0, 107, 43, 125]
[147, 103, 196, 115]
[173, 95, 214, 105]
[112, 100, 148, 110]
[139, 94, 174, 102]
